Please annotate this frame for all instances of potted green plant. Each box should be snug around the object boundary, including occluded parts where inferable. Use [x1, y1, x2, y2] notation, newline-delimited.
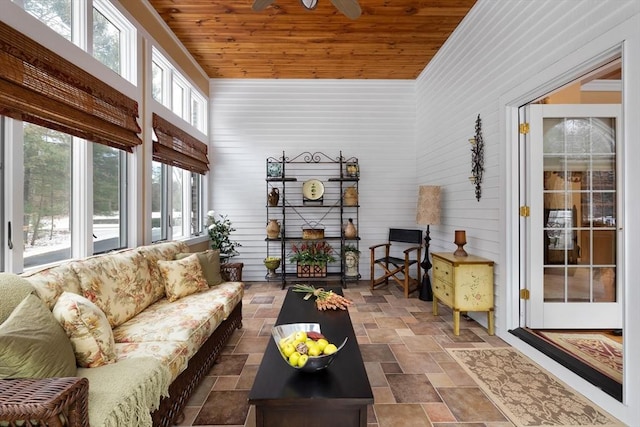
[206, 210, 241, 262]
[289, 241, 336, 278]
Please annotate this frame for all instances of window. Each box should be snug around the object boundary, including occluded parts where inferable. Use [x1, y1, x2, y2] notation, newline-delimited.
[92, 7, 120, 75]
[150, 50, 209, 241]
[191, 91, 206, 131]
[152, 61, 163, 103]
[4, 1, 208, 272]
[152, 47, 208, 134]
[24, 0, 72, 41]
[23, 123, 72, 268]
[92, 0, 136, 83]
[151, 161, 168, 242]
[18, 0, 137, 84]
[1, 14, 136, 271]
[190, 172, 203, 236]
[93, 144, 127, 254]
[172, 79, 186, 119]
[151, 163, 206, 243]
[172, 167, 184, 239]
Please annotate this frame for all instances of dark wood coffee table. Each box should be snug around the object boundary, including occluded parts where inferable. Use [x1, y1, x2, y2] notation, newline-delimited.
[248, 287, 373, 427]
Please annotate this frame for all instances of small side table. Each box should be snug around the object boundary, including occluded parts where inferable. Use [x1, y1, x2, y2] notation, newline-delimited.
[431, 252, 495, 335]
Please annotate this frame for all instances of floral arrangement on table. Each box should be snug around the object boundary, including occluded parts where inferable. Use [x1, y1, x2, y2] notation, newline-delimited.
[292, 284, 353, 311]
[289, 241, 336, 265]
[206, 210, 241, 261]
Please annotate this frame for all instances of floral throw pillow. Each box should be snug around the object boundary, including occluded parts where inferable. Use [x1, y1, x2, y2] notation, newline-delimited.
[52, 291, 117, 368]
[175, 249, 223, 287]
[157, 254, 209, 302]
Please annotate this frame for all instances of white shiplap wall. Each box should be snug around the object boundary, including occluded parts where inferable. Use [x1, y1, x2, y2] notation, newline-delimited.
[209, 80, 416, 281]
[416, 0, 640, 423]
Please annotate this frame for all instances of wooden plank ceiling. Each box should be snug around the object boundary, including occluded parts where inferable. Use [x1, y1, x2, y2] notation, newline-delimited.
[147, 0, 477, 79]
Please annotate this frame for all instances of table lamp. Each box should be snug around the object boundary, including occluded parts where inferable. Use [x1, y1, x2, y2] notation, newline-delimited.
[416, 185, 441, 301]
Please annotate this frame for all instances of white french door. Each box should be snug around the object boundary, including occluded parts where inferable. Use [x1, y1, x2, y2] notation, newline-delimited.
[525, 104, 623, 329]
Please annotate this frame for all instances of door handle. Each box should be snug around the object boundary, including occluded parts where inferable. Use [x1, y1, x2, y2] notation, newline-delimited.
[7, 221, 13, 249]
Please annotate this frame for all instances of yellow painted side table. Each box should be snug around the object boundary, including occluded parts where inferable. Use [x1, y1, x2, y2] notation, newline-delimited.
[431, 252, 495, 335]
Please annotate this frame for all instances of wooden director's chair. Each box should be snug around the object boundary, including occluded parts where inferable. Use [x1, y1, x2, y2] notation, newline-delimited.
[369, 228, 423, 298]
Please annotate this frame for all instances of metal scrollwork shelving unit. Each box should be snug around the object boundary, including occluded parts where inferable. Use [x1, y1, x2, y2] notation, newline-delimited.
[265, 151, 360, 288]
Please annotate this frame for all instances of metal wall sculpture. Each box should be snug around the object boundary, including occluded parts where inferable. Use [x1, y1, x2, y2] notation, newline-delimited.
[469, 114, 484, 201]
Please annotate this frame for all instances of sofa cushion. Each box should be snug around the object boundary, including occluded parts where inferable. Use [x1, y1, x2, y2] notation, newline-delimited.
[200, 281, 245, 319]
[113, 294, 225, 346]
[138, 241, 190, 302]
[112, 282, 243, 361]
[158, 254, 209, 302]
[53, 292, 117, 368]
[0, 273, 35, 324]
[0, 294, 77, 379]
[77, 357, 171, 427]
[21, 263, 82, 309]
[176, 249, 223, 287]
[72, 250, 155, 328]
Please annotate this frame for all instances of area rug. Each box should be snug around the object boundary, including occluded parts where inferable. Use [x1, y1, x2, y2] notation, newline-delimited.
[448, 348, 623, 427]
[535, 332, 622, 384]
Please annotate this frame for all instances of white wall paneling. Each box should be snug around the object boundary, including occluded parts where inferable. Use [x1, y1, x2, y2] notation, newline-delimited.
[209, 80, 416, 281]
[416, 0, 639, 423]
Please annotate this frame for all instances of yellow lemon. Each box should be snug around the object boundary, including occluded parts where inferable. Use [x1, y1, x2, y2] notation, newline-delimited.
[307, 342, 321, 357]
[323, 343, 338, 355]
[298, 354, 309, 367]
[282, 343, 295, 358]
[316, 338, 329, 352]
[289, 351, 300, 367]
[279, 337, 289, 349]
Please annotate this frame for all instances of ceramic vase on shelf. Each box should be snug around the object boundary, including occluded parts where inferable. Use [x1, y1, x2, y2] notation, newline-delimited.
[344, 218, 357, 239]
[267, 187, 279, 207]
[266, 219, 281, 239]
[343, 186, 358, 206]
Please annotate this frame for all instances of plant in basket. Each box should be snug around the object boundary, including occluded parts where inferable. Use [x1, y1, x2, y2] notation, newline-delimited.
[289, 241, 336, 277]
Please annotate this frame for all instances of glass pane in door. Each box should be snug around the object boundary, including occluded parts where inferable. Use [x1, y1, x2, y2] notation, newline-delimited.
[542, 117, 616, 303]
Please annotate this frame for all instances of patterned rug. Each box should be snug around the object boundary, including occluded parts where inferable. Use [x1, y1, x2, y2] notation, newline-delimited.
[535, 332, 622, 384]
[448, 348, 623, 427]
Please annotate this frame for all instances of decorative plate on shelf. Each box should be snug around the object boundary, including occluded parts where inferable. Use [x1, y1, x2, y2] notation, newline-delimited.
[302, 179, 324, 200]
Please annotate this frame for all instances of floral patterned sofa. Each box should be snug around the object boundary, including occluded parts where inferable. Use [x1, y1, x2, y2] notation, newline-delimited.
[0, 241, 244, 427]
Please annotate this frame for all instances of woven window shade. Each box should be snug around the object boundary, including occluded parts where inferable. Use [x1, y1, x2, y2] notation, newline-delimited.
[0, 21, 141, 152]
[152, 113, 209, 174]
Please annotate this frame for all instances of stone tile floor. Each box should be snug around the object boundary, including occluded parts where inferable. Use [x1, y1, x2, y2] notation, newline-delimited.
[176, 281, 518, 427]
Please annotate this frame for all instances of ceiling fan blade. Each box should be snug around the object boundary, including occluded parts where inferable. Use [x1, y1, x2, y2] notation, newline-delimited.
[329, 0, 361, 19]
[252, 0, 276, 11]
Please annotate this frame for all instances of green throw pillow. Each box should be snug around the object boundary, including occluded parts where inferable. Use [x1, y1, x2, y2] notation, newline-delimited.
[176, 249, 223, 286]
[0, 273, 35, 324]
[0, 294, 77, 379]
